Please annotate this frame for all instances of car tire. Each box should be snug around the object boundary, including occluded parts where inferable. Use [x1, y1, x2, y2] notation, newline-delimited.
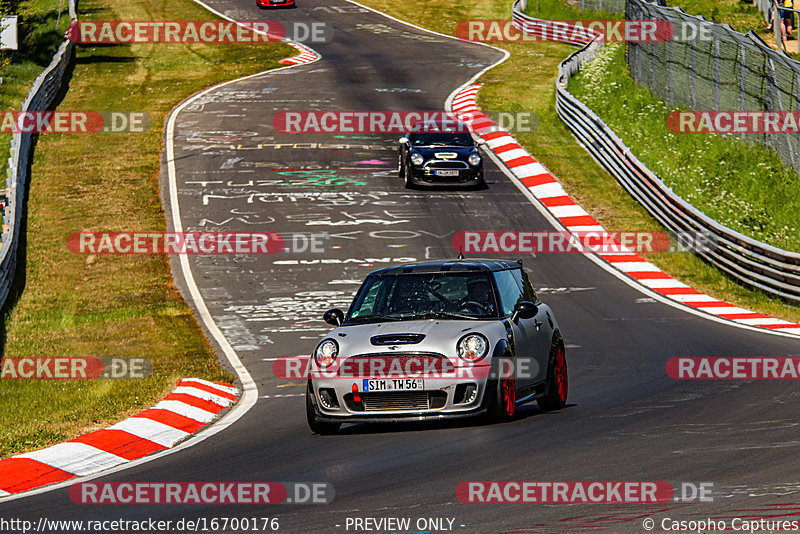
[538, 343, 567, 411]
[485, 356, 516, 422]
[403, 165, 415, 189]
[474, 172, 486, 190]
[306, 382, 341, 435]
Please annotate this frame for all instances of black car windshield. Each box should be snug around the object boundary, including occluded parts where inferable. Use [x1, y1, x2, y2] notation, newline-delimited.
[346, 272, 499, 323]
[409, 133, 473, 147]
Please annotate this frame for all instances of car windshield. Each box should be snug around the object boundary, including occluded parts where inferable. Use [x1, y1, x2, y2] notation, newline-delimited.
[346, 272, 498, 323]
[409, 133, 473, 147]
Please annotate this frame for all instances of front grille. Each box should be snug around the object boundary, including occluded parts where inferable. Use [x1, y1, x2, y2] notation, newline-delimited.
[348, 351, 445, 359]
[425, 161, 468, 169]
[362, 391, 429, 411]
[344, 391, 448, 412]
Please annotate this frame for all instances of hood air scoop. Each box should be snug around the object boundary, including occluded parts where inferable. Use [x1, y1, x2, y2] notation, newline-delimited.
[370, 333, 426, 346]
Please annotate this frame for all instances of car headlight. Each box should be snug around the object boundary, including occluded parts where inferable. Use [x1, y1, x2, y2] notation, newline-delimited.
[314, 339, 339, 368]
[410, 152, 424, 166]
[468, 152, 482, 166]
[457, 333, 489, 362]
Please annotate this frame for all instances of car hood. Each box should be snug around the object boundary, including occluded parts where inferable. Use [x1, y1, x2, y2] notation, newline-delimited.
[411, 146, 476, 159]
[328, 319, 505, 358]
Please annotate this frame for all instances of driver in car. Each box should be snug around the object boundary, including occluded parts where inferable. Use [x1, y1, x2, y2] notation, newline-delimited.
[459, 279, 495, 316]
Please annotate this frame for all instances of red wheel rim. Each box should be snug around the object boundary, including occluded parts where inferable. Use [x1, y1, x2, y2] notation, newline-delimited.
[555, 346, 568, 402]
[502, 375, 516, 416]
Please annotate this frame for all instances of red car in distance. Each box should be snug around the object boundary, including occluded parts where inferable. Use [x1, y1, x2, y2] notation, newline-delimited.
[257, 0, 295, 7]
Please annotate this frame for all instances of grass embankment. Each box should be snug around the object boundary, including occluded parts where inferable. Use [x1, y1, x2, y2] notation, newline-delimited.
[665, 0, 765, 32]
[0, 0, 73, 183]
[571, 43, 800, 252]
[0, 0, 292, 457]
[354, 0, 800, 323]
[668, 0, 800, 58]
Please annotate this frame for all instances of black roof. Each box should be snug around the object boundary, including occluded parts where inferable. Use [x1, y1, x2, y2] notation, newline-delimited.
[368, 259, 522, 276]
[408, 119, 470, 134]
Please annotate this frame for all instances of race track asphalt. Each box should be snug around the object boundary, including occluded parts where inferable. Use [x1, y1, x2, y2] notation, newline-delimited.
[3, 1, 800, 532]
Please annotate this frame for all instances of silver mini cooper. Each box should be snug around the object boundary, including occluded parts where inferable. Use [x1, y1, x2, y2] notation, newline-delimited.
[306, 259, 567, 434]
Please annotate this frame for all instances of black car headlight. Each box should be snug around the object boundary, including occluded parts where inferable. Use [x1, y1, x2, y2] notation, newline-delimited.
[314, 339, 339, 368]
[468, 152, 482, 166]
[457, 333, 489, 362]
[410, 152, 424, 166]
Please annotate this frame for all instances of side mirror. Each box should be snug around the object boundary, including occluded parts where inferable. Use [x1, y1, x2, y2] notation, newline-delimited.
[323, 308, 344, 326]
[511, 301, 538, 322]
[399, 137, 409, 145]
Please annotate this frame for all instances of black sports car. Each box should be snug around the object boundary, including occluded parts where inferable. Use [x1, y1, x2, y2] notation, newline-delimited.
[398, 127, 485, 189]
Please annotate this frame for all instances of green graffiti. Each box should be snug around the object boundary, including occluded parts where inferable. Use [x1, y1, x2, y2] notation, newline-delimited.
[274, 169, 367, 188]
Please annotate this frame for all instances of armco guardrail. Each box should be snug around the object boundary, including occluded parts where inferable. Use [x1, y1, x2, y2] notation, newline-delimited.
[0, 2, 77, 309]
[511, 0, 800, 303]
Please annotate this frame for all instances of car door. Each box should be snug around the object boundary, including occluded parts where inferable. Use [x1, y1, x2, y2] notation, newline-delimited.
[493, 268, 551, 391]
[516, 268, 553, 385]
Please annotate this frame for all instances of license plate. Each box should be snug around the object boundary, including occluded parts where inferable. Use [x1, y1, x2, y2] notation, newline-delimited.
[436, 170, 460, 177]
[363, 379, 424, 391]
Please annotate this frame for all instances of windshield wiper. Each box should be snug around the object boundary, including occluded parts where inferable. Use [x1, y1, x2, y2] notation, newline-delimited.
[415, 312, 480, 320]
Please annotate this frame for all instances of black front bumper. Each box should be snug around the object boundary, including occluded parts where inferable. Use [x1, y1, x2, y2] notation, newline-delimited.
[314, 406, 487, 424]
[408, 166, 483, 187]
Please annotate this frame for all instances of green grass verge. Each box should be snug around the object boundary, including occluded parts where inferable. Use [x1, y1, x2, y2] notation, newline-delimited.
[571, 42, 800, 252]
[665, 0, 766, 33]
[354, 0, 800, 324]
[662, 0, 794, 58]
[516, 0, 620, 20]
[0, 0, 292, 457]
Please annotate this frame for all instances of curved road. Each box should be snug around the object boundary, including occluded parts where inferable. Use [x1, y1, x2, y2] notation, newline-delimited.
[3, 0, 800, 532]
